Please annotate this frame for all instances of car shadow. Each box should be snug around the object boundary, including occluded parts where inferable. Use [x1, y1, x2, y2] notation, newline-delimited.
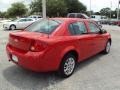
[3, 29, 22, 31]
[3, 65, 64, 90]
[3, 53, 105, 90]
[75, 53, 104, 72]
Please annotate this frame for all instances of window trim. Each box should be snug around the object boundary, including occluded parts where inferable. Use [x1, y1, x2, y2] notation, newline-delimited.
[68, 21, 88, 36]
[88, 21, 101, 34]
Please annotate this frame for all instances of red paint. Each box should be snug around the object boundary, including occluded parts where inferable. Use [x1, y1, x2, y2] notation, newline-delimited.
[6, 18, 111, 72]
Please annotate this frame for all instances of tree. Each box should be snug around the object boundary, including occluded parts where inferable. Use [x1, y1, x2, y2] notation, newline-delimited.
[0, 11, 7, 18]
[65, 0, 86, 13]
[94, 12, 100, 15]
[100, 8, 111, 17]
[30, 0, 87, 17]
[30, 0, 42, 14]
[46, 0, 67, 17]
[0, 12, 1, 16]
[7, 2, 28, 18]
[30, 0, 67, 17]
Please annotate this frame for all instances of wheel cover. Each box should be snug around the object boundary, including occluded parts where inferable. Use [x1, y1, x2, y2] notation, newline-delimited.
[106, 42, 110, 53]
[11, 26, 15, 30]
[64, 57, 75, 76]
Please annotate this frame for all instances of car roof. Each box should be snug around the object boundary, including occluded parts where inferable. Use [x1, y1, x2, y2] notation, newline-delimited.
[27, 18, 35, 20]
[19, 18, 36, 20]
[19, 18, 34, 19]
[67, 13, 90, 19]
[51, 18, 93, 22]
[29, 15, 42, 17]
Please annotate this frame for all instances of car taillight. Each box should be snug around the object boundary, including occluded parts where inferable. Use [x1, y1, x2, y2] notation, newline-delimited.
[30, 41, 48, 52]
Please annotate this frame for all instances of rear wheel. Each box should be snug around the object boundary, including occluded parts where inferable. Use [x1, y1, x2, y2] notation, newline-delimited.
[58, 53, 76, 78]
[10, 25, 16, 30]
[103, 41, 111, 54]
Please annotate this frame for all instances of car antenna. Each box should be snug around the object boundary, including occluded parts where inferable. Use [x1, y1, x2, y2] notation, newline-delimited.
[47, 17, 50, 38]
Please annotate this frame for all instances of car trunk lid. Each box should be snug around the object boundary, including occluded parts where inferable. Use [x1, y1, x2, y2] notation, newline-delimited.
[9, 31, 48, 51]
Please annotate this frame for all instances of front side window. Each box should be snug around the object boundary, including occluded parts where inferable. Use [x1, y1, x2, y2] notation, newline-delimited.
[18, 19, 26, 22]
[69, 22, 87, 35]
[25, 19, 62, 34]
[88, 22, 100, 33]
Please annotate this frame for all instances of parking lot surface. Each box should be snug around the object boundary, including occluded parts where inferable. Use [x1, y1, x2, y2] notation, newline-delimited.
[1, 24, 120, 90]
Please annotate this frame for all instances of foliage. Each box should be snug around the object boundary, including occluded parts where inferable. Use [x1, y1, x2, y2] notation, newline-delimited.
[65, 0, 86, 13]
[46, 0, 67, 17]
[30, 0, 87, 17]
[7, 2, 28, 18]
[99, 7, 120, 18]
[100, 7, 111, 17]
[30, 0, 42, 14]
[0, 11, 8, 18]
[94, 12, 101, 15]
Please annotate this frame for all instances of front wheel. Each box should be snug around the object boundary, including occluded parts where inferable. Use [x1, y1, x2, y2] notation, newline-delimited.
[10, 25, 16, 30]
[58, 53, 76, 78]
[103, 41, 111, 54]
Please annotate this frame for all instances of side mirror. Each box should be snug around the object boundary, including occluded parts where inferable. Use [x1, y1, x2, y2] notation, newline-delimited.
[100, 29, 107, 34]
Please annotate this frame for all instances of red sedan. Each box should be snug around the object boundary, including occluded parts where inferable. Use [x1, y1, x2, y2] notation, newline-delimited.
[6, 18, 111, 78]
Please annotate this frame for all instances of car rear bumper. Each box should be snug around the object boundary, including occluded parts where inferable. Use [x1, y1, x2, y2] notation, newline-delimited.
[6, 44, 59, 72]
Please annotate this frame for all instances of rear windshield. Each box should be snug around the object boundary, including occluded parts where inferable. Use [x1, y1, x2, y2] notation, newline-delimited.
[25, 19, 62, 34]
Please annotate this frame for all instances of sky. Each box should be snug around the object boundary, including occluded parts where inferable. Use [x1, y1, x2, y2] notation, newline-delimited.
[0, 0, 119, 12]
[80, 0, 119, 12]
[0, 0, 32, 11]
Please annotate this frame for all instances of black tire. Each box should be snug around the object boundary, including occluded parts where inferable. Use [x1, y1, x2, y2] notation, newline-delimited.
[58, 53, 76, 78]
[10, 25, 16, 30]
[103, 41, 111, 54]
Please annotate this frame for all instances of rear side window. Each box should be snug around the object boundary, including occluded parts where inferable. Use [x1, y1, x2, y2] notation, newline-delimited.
[77, 14, 82, 18]
[69, 22, 87, 35]
[25, 19, 62, 34]
[19, 19, 26, 22]
[77, 14, 84, 19]
[88, 22, 100, 33]
[68, 14, 76, 18]
[27, 19, 33, 21]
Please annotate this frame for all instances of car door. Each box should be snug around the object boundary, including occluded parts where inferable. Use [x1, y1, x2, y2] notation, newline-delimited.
[87, 22, 107, 54]
[68, 21, 96, 61]
[17, 19, 28, 29]
[25, 19, 35, 27]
